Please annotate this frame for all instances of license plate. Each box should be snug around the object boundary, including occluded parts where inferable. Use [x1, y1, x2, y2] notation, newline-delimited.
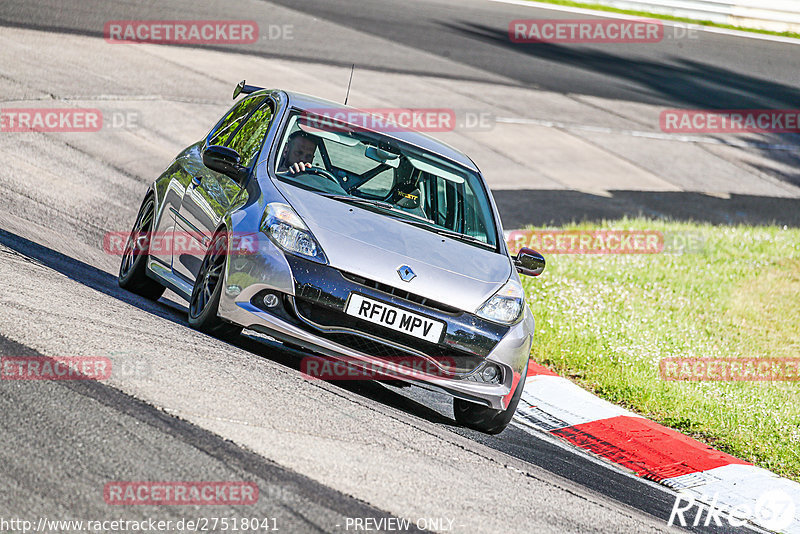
[345, 294, 445, 343]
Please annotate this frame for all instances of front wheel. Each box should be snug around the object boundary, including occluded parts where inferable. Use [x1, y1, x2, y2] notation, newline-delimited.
[187, 232, 242, 339]
[453, 361, 528, 435]
[118, 195, 166, 301]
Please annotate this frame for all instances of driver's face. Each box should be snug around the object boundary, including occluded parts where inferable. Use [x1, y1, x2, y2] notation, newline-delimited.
[286, 137, 316, 166]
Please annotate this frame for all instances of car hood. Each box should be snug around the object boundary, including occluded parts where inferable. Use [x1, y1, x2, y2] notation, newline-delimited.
[275, 182, 512, 312]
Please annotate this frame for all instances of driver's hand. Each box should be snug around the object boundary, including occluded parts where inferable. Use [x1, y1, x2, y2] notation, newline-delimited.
[288, 162, 312, 175]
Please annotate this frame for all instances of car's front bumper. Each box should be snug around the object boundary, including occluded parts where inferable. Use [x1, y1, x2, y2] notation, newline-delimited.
[218, 242, 533, 410]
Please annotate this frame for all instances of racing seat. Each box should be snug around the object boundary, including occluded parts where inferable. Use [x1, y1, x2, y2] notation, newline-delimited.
[390, 159, 426, 218]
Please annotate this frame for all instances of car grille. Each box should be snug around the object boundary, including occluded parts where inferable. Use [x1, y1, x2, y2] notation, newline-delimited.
[292, 297, 485, 376]
[339, 271, 461, 314]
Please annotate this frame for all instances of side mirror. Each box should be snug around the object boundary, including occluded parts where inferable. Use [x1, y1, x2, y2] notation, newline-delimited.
[514, 247, 545, 277]
[203, 145, 245, 180]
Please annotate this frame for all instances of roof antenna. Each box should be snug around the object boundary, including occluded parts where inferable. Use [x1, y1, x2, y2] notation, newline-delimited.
[344, 63, 355, 106]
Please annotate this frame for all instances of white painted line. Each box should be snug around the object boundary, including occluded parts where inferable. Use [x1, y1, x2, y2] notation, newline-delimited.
[489, 0, 800, 45]
[495, 116, 800, 152]
[520, 374, 641, 428]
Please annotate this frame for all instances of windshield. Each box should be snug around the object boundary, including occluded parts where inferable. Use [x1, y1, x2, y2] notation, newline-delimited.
[272, 110, 499, 250]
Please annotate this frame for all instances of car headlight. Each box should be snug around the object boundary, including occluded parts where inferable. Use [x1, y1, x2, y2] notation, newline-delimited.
[476, 278, 525, 324]
[260, 202, 327, 263]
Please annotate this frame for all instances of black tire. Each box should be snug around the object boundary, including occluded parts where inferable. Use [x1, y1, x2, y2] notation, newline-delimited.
[118, 195, 166, 301]
[453, 361, 528, 435]
[187, 232, 242, 339]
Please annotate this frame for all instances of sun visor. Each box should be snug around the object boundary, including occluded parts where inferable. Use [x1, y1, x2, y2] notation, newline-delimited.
[297, 118, 359, 146]
[405, 154, 465, 184]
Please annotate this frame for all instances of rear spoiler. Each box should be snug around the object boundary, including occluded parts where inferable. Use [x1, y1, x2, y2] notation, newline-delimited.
[232, 80, 265, 99]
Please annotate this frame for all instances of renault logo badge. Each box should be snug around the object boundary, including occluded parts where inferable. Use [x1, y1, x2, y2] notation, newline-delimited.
[397, 265, 416, 282]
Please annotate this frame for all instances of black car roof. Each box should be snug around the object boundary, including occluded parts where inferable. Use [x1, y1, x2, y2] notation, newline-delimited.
[280, 90, 480, 172]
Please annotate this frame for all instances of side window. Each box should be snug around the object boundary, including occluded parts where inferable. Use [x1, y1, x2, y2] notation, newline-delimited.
[226, 103, 275, 168]
[208, 96, 266, 147]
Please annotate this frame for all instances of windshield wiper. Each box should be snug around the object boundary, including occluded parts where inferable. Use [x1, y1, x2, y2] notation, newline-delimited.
[429, 227, 493, 248]
[322, 194, 395, 211]
[322, 194, 494, 249]
[386, 215, 495, 249]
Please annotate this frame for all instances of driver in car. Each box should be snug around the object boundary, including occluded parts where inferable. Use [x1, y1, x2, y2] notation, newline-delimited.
[278, 131, 319, 175]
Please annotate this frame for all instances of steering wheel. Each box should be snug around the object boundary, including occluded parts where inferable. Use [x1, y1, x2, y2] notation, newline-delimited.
[296, 166, 339, 185]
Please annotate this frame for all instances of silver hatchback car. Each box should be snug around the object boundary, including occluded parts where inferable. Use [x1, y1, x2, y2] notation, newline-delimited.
[119, 82, 545, 434]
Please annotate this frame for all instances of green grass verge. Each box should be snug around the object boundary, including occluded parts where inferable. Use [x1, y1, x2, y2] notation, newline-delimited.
[518, 218, 800, 481]
[520, 0, 800, 40]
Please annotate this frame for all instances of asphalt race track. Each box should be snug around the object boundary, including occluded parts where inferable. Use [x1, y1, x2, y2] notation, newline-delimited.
[1, 0, 798, 532]
[4, 0, 800, 108]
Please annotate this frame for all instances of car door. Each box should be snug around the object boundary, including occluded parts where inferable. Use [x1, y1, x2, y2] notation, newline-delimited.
[172, 96, 275, 282]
